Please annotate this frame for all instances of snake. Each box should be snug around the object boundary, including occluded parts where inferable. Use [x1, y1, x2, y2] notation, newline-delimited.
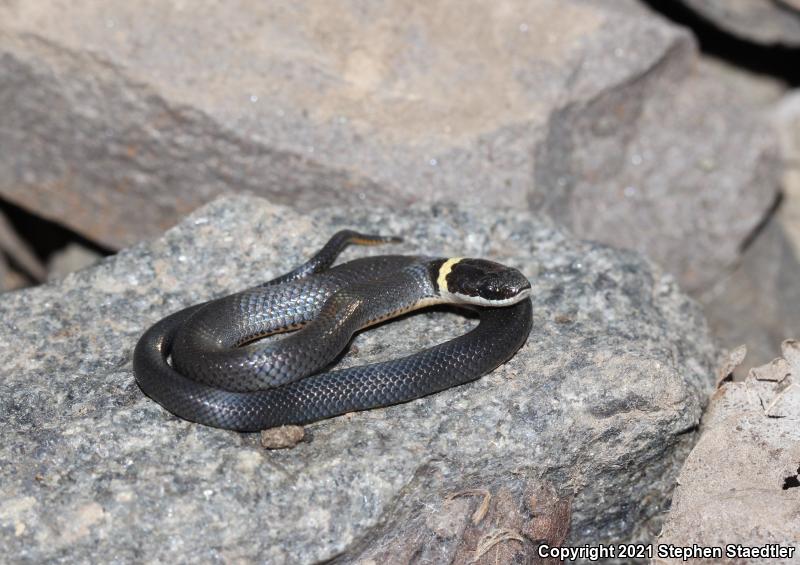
[133, 230, 533, 432]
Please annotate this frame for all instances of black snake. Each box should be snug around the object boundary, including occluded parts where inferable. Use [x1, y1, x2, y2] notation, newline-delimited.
[133, 231, 533, 431]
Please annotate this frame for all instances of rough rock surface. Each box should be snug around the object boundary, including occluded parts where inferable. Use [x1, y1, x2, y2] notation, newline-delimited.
[0, 0, 780, 293]
[679, 0, 800, 46]
[702, 89, 800, 373]
[533, 53, 781, 293]
[656, 341, 800, 564]
[0, 196, 716, 563]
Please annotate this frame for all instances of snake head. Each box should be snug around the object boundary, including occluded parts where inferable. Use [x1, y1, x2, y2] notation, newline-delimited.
[435, 258, 532, 306]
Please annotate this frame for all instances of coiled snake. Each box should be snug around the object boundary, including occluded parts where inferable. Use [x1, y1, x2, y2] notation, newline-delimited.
[133, 231, 533, 431]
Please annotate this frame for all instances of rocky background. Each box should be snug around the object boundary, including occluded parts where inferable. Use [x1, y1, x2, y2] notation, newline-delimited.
[1, 0, 798, 563]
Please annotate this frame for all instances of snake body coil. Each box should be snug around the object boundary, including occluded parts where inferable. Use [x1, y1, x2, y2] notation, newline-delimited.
[133, 231, 533, 431]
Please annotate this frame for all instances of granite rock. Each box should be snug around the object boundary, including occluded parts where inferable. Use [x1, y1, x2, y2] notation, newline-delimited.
[656, 341, 800, 564]
[0, 0, 780, 293]
[679, 0, 800, 46]
[532, 54, 781, 292]
[0, 195, 716, 563]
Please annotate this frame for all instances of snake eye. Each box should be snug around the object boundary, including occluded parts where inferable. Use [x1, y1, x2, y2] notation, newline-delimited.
[477, 272, 530, 300]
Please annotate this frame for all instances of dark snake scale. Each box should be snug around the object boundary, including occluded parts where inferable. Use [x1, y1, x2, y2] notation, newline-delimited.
[133, 231, 533, 431]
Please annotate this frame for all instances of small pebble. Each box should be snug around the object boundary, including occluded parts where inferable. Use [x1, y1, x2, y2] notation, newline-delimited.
[260, 425, 305, 449]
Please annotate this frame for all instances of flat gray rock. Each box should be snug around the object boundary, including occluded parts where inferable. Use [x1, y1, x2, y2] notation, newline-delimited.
[656, 342, 800, 564]
[0, 0, 779, 293]
[0, 196, 716, 563]
[702, 90, 800, 373]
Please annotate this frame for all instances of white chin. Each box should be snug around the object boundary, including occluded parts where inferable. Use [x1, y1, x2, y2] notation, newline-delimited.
[441, 288, 531, 307]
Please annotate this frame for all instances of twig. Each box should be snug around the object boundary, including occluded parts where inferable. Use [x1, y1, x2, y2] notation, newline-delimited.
[447, 488, 492, 524]
[470, 528, 524, 563]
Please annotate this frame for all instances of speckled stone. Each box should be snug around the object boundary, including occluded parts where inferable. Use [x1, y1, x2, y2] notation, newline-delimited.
[0, 196, 716, 563]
